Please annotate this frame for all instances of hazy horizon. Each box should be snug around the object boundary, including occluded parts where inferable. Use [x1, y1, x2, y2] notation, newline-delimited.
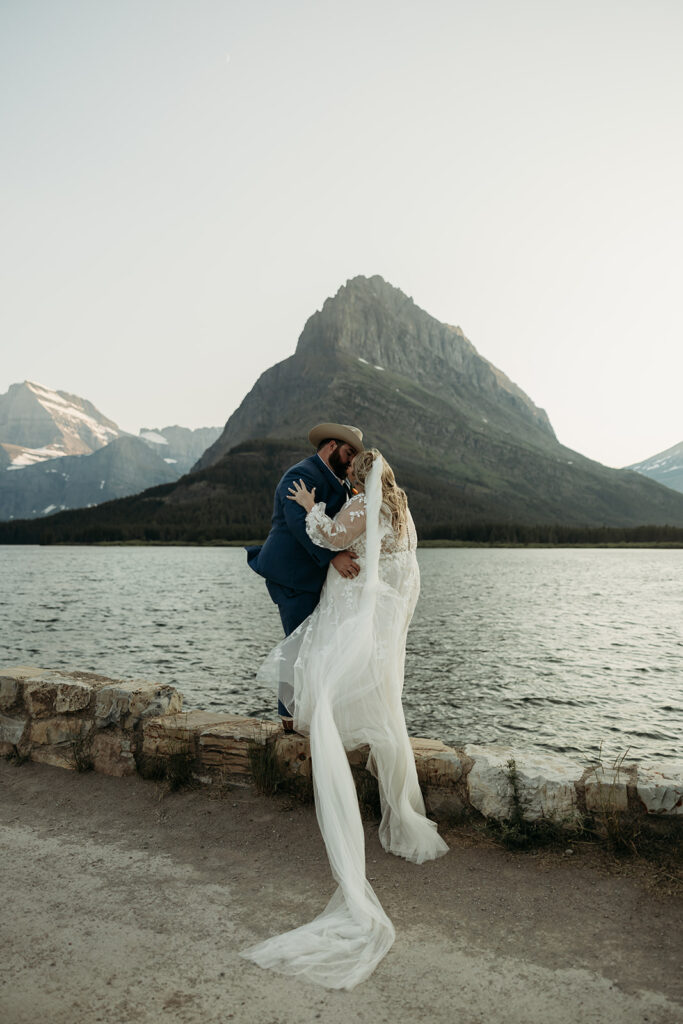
[2, 0, 681, 469]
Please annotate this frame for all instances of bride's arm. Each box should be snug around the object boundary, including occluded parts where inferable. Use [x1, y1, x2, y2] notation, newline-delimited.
[288, 482, 367, 550]
[307, 495, 367, 550]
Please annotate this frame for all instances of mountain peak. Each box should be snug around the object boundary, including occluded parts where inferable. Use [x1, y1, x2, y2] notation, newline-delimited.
[292, 274, 552, 436]
[626, 438, 683, 495]
[298, 274, 436, 362]
[195, 273, 556, 471]
[0, 380, 121, 467]
[321, 274, 462, 329]
[296, 273, 475, 363]
[331, 274, 413, 304]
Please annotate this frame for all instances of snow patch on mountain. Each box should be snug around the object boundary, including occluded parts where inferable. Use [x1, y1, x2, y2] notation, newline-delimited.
[626, 440, 683, 495]
[5, 445, 71, 468]
[0, 381, 123, 469]
[25, 381, 120, 447]
[140, 430, 169, 445]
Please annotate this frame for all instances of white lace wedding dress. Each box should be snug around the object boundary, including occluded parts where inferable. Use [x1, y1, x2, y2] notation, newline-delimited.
[241, 472, 448, 989]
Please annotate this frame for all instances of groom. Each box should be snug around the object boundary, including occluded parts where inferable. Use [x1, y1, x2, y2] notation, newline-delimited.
[246, 422, 364, 725]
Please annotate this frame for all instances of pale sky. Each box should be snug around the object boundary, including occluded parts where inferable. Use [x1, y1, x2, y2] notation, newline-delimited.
[2, 0, 681, 468]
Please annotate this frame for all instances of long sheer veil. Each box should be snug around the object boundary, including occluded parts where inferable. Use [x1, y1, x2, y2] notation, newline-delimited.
[241, 454, 447, 989]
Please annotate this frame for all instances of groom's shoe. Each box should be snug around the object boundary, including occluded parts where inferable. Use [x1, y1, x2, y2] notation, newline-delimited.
[281, 718, 306, 738]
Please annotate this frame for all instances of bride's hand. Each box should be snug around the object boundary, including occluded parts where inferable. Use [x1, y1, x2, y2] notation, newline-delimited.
[287, 479, 316, 512]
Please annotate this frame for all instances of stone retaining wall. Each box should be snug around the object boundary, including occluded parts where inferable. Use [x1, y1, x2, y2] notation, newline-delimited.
[2, 665, 681, 830]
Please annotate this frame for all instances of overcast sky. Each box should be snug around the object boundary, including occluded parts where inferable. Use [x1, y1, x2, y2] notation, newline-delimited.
[2, 0, 681, 468]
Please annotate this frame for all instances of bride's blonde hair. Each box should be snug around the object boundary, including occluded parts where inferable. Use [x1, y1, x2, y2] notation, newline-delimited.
[351, 448, 408, 536]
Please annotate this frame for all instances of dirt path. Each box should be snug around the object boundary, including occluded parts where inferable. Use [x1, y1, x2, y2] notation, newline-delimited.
[1, 759, 681, 1024]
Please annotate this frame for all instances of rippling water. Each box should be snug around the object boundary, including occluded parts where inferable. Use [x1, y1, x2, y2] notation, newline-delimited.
[2, 546, 681, 764]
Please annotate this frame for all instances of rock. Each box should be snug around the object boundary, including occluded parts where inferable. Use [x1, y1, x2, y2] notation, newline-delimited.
[29, 717, 90, 769]
[90, 728, 136, 777]
[424, 786, 466, 822]
[95, 679, 182, 728]
[584, 766, 631, 814]
[29, 716, 87, 746]
[465, 744, 582, 825]
[0, 679, 20, 714]
[410, 737, 469, 821]
[22, 672, 93, 717]
[198, 716, 281, 778]
[0, 666, 42, 712]
[410, 737, 469, 788]
[274, 733, 312, 780]
[138, 711, 224, 782]
[142, 711, 229, 757]
[636, 764, 683, 816]
[0, 667, 185, 774]
[0, 712, 28, 753]
[54, 683, 93, 714]
[3, 660, 682, 834]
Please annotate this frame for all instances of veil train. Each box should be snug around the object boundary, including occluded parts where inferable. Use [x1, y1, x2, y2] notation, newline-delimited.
[241, 455, 447, 989]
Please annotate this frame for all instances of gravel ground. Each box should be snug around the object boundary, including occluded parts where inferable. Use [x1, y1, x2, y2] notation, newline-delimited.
[1, 758, 681, 1024]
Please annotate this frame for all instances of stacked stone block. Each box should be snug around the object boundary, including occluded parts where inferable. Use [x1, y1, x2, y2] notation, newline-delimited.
[0, 666, 181, 776]
[1, 666, 681, 829]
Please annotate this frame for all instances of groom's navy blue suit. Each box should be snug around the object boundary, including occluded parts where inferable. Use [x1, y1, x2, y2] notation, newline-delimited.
[246, 454, 350, 712]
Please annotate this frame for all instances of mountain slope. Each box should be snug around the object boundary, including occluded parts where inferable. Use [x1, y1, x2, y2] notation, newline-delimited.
[138, 425, 222, 475]
[626, 440, 683, 495]
[0, 381, 122, 467]
[3, 275, 683, 540]
[196, 275, 556, 470]
[0, 381, 223, 520]
[2, 437, 682, 545]
[0, 436, 179, 520]
[192, 275, 683, 529]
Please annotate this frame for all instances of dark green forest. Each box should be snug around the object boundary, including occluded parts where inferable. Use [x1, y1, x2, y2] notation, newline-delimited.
[2, 439, 683, 547]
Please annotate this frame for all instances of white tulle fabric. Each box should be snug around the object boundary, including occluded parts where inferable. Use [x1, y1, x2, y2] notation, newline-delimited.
[241, 459, 448, 989]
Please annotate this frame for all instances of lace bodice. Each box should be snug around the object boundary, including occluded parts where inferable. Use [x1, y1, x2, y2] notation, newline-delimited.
[305, 492, 417, 558]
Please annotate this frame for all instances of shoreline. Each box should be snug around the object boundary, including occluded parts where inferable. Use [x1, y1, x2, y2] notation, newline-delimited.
[3, 539, 683, 548]
[2, 666, 681, 848]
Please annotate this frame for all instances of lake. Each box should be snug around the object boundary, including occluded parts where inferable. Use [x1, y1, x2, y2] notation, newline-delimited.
[2, 545, 681, 765]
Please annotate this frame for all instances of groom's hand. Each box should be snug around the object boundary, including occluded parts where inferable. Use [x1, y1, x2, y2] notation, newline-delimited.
[331, 550, 359, 579]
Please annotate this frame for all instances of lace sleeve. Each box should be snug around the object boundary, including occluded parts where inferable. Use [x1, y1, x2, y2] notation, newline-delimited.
[305, 494, 367, 550]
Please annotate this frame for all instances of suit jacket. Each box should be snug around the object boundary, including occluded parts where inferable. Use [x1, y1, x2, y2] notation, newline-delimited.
[246, 454, 350, 594]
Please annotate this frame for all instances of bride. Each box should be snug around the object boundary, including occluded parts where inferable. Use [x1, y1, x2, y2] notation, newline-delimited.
[241, 448, 448, 989]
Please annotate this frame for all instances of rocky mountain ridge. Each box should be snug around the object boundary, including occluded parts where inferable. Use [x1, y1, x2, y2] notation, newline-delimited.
[0, 436, 180, 520]
[626, 440, 683, 495]
[196, 275, 555, 470]
[138, 425, 222, 475]
[0, 381, 121, 468]
[0, 382, 221, 520]
[4, 274, 683, 539]
[187, 274, 683, 530]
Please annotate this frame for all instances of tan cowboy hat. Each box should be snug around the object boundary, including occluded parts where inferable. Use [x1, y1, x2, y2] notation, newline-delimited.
[308, 422, 364, 452]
